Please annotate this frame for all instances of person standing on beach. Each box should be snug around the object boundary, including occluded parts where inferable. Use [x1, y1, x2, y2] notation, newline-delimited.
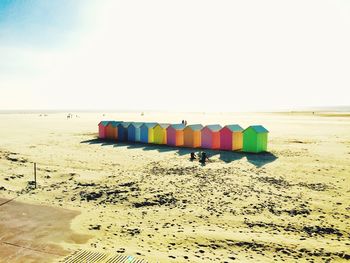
[199, 152, 209, 164]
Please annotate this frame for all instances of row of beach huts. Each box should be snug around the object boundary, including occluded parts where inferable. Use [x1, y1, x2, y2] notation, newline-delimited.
[98, 121, 269, 153]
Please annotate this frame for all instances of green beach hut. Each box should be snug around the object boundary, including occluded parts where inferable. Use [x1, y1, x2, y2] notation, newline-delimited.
[243, 125, 269, 153]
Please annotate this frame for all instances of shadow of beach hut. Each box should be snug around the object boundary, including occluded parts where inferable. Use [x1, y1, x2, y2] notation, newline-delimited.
[218, 151, 245, 163]
[80, 138, 105, 145]
[126, 142, 146, 150]
[220, 124, 244, 151]
[140, 123, 157, 144]
[201, 125, 222, 150]
[176, 147, 195, 156]
[243, 125, 269, 153]
[167, 124, 185, 147]
[184, 124, 203, 148]
[245, 152, 277, 167]
[142, 143, 177, 153]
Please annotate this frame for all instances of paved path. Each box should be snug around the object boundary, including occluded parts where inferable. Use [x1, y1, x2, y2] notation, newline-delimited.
[0, 198, 90, 263]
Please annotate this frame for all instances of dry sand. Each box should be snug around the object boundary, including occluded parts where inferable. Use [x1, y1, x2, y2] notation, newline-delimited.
[0, 111, 349, 262]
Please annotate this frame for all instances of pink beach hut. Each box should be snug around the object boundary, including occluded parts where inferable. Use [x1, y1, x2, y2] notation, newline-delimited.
[220, 124, 244, 151]
[201, 125, 222, 149]
[166, 124, 185, 147]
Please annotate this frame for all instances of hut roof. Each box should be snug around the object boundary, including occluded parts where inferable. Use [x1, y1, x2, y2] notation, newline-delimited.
[186, 124, 203, 131]
[204, 124, 222, 132]
[99, 121, 112, 127]
[157, 123, 170, 129]
[111, 121, 123, 127]
[129, 122, 143, 128]
[169, 124, 186, 130]
[119, 122, 132, 128]
[245, 125, 269, 133]
[224, 124, 244, 132]
[141, 122, 158, 128]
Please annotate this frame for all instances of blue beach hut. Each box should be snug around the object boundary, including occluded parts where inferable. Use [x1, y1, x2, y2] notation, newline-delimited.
[117, 122, 132, 141]
[140, 123, 157, 143]
[128, 122, 144, 142]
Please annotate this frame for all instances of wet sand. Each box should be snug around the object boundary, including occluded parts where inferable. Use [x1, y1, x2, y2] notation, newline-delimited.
[0, 111, 349, 262]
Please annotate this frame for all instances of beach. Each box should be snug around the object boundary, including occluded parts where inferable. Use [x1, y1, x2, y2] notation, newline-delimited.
[0, 111, 349, 262]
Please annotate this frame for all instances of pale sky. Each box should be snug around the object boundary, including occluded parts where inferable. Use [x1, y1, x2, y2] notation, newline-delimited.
[0, 0, 349, 111]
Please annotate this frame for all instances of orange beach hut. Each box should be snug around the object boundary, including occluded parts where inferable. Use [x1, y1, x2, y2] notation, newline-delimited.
[105, 121, 119, 140]
[166, 124, 185, 146]
[201, 125, 222, 149]
[183, 124, 203, 148]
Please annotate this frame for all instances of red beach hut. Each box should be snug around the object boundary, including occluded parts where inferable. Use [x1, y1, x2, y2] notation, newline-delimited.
[98, 121, 110, 139]
[201, 125, 222, 149]
[166, 124, 185, 147]
[220, 124, 244, 151]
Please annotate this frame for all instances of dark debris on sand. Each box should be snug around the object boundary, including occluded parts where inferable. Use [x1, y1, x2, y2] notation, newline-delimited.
[133, 192, 177, 208]
[302, 225, 343, 237]
[77, 181, 140, 204]
[121, 226, 141, 236]
[149, 163, 199, 176]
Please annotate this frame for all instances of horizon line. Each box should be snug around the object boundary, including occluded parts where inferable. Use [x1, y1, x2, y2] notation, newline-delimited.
[0, 105, 349, 114]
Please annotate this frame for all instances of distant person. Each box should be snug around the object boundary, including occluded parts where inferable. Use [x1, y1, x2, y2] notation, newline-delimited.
[184, 120, 187, 125]
[181, 120, 184, 124]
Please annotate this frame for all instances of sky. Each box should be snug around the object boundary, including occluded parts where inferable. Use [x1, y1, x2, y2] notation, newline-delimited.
[0, 0, 349, 112]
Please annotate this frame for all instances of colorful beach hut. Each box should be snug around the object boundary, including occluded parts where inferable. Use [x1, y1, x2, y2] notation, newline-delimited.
[243, 125, 269, 153]
[140, 123, 157, 143]
[183, 124, 203, 148]
[153, 124, 170, 144]
[106, 121, 123, 140]
[220, 124, 244, 151]
[201, 125, 222, 149]
[166, 124, 185, 147]
[98, 121, 111, 139]
[117, 122, 132, 142]
[127, 122, 143, 142]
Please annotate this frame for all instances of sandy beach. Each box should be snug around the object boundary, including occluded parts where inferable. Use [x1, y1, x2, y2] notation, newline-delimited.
[0, 111, 349, 262]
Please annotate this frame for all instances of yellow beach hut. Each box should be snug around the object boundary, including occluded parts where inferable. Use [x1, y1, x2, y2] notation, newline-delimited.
[153, 124, 170, 144]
